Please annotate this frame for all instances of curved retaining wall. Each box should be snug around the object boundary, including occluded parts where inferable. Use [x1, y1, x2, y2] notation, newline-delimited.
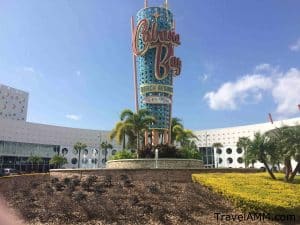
[106, 159, 203, 169]
[49, 168, 261, 183]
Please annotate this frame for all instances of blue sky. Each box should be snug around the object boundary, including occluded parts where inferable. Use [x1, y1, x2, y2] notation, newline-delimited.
[0, 0, 300, 130]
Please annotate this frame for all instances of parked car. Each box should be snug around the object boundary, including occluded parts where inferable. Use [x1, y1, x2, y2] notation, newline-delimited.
[2, 168, 20, 176]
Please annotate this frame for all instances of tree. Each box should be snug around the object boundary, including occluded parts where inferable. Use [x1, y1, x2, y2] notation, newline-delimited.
[50, 155, 67, 169]
[212, 142, 223, 149]
[179, 140, 202, 159]
[120, 109, 155, 156]
[237, 137, 251, 168]
[170, 117, 184, 144]
[246, 132, 276, 179]
[287, 126, 300, 182]
[172, 125, 198, 146]
[74, 142, 87, 168]
[27, 155, 43, 172]
[266, 125, 300, 182]
[101, 141, 113, 164]
[110, 121, 135, 150]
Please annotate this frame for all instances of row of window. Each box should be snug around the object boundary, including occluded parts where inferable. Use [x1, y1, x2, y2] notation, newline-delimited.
[61, 148, 117, 156]
[70, 158, 106, 165]
[218, 157, 244, 164]
[216, 148, 243, 154]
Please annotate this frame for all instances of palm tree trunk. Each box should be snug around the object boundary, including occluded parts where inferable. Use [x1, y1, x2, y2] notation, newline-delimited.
[262, 159, 276, 180]
[136, 131, 139, 158]
[289, 162, 300, 182]
[244, 148, 247, 168]
[123, 132, 126, 150]
[284, 158, 292, 181]
[78, 150, 81, 168]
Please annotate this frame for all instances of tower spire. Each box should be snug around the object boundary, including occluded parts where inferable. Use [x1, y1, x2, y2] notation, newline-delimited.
[164, 0, 168, 9]
[144, 0, 148, 8]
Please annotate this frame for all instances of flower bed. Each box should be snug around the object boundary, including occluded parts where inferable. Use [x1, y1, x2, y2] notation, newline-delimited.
[192, 173, 300, 217]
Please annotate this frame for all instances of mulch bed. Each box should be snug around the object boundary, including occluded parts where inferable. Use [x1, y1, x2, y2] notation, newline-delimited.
[0, 174, 283, 225]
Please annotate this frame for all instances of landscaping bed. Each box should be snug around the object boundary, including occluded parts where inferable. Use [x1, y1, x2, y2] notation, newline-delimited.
[192, 173, 300, 222]
[0, 174, 282, 225]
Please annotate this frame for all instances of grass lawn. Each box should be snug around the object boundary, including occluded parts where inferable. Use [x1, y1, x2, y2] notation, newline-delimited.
[192, 173, 300, 217]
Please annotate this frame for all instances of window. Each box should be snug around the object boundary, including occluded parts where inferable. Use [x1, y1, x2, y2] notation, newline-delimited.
[62, 148, 68, 155]
[82, 158, 88, 164]
[91, 158, 98, 164]
[216, 148, 222, 154]
[73, 149, 78, 155]
[237, 157, 243, 164]
[93, 149, 99, 155]
[112, 149, 117, 155]
[226, 148, 232, 154]
[83, 149, 88, 155]
[218, 158, 223, 164]
[71, 158, 78, 164]
[236, 148, 243, 154]
[227, 157, 233, 164]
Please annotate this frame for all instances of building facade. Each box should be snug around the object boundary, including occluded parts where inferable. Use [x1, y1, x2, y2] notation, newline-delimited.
[194, 117, 300, 169]
[0, 118, 121, 171]
[0, 84, 28, 121]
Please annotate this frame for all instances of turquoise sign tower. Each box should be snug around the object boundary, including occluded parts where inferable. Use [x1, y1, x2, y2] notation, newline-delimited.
[132, 0, 181, 145]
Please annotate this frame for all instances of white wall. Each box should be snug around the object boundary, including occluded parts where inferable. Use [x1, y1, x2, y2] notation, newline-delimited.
[0, 84, 28, 121]
[0, 118, 122, 168]
[194, 117, 300, 169]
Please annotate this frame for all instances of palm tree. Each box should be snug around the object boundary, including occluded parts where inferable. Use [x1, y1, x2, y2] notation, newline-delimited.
[50, 155, 67, 169]
[287, 125, 300, 182]
[74, 142, 87, 168]
[110, 121, 135, 150]
[101, 141, 113, 164]
[237, 137, 251, 168]
[212, 142, 223, 149]
[173, 125, 198, 146]
[120, 109, 155, 156]
[266, 125, 300, 182]
[246, 132, 276, 179]
[27, 155, 43, 172]
[170, 117, 184, 144]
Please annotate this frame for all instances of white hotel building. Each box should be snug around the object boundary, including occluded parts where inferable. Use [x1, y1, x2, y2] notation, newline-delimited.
[194, 117, 300, 169]
[0, 83, 299, 170]
[0, 84, 121, 171]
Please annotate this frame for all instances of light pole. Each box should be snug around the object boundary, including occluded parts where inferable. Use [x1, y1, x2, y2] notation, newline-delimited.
[205, 132, 210, 168]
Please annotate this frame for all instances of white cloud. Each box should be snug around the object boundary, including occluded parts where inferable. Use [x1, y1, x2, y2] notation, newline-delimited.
[204, 64, 300, 118]
[76, 70, 81, 77]
[289, 38, 300, 52]
[272, 68, 300, 116]
[254, 63, 279, 75]
[204, 74, 273, 110]
[66, 114, 81, 121]
[255, 63, 272, 72]
[199, 73, 209, 82]
[21, 66, 43, 78]
[23, 67, 35, 73]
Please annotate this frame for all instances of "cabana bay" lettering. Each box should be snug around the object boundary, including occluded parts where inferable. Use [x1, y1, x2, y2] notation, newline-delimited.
[132, 19, 181, 80]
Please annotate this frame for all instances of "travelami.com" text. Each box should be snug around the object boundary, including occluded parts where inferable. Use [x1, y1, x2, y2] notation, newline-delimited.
[214, 212, 296, 223]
